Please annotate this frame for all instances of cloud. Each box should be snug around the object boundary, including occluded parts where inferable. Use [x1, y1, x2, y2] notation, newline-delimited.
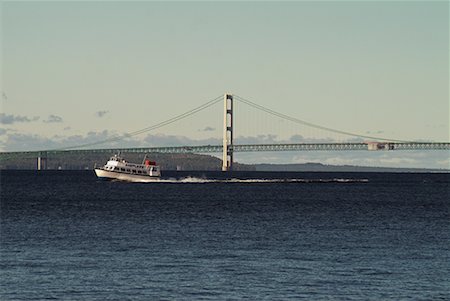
[0, 113, 39, 124]
[64, 126, 71, 131]
[1, 131, 220, 150]
[366, 130, 385, 134]
[437, 158, 450, 167]
[1, 130, 123, 151]
[235, 143, 450, 169]
[287, 134, 337, 143]
[2, 133, 58, 151]
[234, 134, 340, 144]
[235, 134, 279, 144]
[95, 110, 109, 118]
[43, 115, 63, 123]
[143, 133, 220, 147]
[0, 128, 8, 136]
[199, 126, 215, 132]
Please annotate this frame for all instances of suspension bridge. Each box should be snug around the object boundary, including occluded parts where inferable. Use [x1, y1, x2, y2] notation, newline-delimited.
[1, 93, 449, 170]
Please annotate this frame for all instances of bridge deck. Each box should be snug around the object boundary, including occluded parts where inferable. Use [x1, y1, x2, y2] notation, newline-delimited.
[1, 142, 449, 159]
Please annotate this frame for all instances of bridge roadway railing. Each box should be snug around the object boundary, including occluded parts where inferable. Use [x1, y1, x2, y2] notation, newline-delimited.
[234, 143, 368, 152]
[0, 142, 449, 160]
[233, 142, 450, 151]
[391, 142, 450, 150]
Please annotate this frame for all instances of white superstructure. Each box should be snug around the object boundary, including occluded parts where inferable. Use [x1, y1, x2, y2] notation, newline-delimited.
[94, 154, 161, 182]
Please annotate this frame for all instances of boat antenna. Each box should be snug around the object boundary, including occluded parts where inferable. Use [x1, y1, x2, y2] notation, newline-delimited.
[142, 153, 147, 165]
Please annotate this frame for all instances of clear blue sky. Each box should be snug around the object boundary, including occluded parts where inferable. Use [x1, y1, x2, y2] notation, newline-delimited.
[1, 1, 449, 168]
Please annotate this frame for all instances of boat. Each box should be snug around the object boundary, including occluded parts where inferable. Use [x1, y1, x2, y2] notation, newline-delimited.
[94, 154, 161, 182]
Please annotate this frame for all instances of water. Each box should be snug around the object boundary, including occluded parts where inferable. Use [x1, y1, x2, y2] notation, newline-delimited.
[1, 170, 449, 300]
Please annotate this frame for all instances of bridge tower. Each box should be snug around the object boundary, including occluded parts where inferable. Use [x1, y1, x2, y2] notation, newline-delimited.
[222, 93, 233, 171]
[37, 151, 47, 170]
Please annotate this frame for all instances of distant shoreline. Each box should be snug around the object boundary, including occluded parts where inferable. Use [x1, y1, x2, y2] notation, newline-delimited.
[1, 152, 448, 173]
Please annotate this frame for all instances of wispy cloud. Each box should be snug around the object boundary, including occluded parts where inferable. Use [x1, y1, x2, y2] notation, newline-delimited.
[143, 133, 220, 147]
[366, 130, 385, 134]
[199, 126, 215, 132]
[43, 115, 63, 123]
[0, 113, 39, 124]
[95, 110, 109, 118]
[234, 134, 340, 144]
[2, 130, 119, 151]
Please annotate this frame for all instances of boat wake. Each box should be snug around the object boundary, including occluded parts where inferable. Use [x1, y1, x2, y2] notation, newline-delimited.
[154, 177, 369, 184]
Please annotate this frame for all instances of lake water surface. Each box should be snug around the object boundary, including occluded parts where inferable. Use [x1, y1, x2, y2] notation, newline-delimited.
[1, 171, 449, 300]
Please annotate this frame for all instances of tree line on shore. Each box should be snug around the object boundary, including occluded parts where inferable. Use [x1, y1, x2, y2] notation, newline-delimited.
[0, 152, 254, 171]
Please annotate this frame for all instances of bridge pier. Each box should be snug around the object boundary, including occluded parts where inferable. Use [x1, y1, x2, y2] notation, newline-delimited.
[37, 152, 47, 170]
[222, 93, 233, 171]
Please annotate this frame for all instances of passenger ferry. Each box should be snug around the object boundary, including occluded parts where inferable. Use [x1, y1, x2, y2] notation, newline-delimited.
[94, 154, 161, 182]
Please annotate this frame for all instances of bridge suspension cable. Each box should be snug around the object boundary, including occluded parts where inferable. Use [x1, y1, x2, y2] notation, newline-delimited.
[234, 95, 412, 143]
[60, 95, 223, 150]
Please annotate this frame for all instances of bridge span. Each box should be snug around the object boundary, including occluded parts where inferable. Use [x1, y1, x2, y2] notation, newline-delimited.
[1, 94, 449, 170]
[1, 142, 449, 158]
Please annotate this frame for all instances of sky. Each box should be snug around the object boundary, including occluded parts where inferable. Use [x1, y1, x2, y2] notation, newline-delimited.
[1, 1, 449, 168]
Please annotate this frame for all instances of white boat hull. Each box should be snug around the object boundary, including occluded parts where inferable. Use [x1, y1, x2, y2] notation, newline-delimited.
[94, 169, 160, 183]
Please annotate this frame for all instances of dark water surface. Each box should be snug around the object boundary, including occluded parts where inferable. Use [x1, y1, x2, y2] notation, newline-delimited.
[1, 170, 449, 300]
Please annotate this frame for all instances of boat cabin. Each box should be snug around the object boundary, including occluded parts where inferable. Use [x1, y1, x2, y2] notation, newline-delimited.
[103, 155, 160, 176]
